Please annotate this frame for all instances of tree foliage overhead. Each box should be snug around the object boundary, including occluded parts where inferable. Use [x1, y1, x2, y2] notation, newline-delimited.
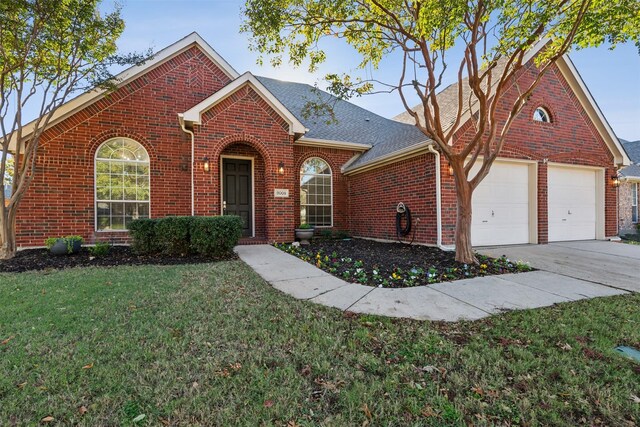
[243, 0, 639, 263]
[0, 0, 147, 259]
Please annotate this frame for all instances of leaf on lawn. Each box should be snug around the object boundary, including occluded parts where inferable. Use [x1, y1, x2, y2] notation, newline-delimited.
[300, 365, 311, 376]
[132, 414, 146, 422]
[1, 335, 15, 345]
[631, 394, 640, 404]
[41, 416, 54, 423]
[82, 363, 94, 370]
[471, 386, 485, 396]
[264, 400, 274, 408]
[421, 405, 438, 417]
[287, 421, 301, 427]
[78, 405, 88, 415]
[17, 382, 27, 389]
[362, 403, 373, 420]
[557, 342, 572, 351]
[192, 381, 199, 389]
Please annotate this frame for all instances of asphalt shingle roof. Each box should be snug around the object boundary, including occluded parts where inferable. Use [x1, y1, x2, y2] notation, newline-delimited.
[621, 139, 640, 163]
[620, 139, 640, 178]
[256, 76, 429, 170]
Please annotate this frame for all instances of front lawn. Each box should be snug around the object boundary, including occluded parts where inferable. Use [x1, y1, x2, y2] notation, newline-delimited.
[1, 262, 638, 425]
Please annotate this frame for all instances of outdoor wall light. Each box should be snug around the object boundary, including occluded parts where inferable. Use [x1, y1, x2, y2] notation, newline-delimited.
[611, 174, 620, 187]
[448, 165, 454, 176]
[278, 161, 285, 175]
[203, 156, 210, 173]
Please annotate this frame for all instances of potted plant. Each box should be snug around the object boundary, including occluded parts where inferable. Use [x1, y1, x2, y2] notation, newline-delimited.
[294, 223, 315, 245]
[45, 236, 84, 255]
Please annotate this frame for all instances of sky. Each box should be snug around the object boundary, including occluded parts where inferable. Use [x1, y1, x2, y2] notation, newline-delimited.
[101, 0, 638, 142]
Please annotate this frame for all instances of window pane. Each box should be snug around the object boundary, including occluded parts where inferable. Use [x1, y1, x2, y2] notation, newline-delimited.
[96, 187, 110, 200]
[97, 216, 110, 230]
[111, 216, 125, 230]
[111, 187, 123, 200]
[138, 203, 149, 218]
[110, 162, 123, 174]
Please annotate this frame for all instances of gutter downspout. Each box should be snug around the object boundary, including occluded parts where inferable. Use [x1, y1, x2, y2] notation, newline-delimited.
[427, 145, 444, 249]
[178, 114, 195, 216]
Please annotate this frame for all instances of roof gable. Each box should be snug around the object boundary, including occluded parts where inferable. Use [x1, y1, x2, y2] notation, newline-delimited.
[180, 72, 307, 136]
[393, 42, 630, 167]
[9, 32, 238, 150]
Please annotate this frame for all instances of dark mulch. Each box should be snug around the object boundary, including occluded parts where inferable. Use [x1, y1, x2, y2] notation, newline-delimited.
[276, 238, 533, 288]
[0, 246, 236, 273]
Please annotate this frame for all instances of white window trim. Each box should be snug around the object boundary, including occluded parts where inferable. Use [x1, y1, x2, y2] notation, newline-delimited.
[94, 137, 151, 232]
[300, 157, 333, 228]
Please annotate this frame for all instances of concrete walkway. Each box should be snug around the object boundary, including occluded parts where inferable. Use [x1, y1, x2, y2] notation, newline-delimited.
[235, 244, 628, 322]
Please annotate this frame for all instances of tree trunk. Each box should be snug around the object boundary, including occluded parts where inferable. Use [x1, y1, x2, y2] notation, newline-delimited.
[0, 207, 17, 260]
[451, 159, 478, 264]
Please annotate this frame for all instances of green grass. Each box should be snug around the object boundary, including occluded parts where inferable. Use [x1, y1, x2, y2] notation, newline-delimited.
[1, 262, 638, 426]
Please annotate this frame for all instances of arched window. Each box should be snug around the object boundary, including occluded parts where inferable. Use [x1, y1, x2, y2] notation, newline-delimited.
[95, 138, 150, 230]
[533, 107, 551, 123]
[300, 157, 332, 227]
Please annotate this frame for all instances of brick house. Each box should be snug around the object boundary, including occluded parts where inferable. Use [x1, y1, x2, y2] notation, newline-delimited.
[619, 139, 640, 234]
[10, 33, 630, 248]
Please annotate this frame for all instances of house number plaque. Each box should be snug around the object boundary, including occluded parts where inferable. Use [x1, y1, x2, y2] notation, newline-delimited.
[274, 189, 289, 198]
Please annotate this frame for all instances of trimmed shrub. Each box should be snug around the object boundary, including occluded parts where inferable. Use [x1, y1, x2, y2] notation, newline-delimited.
[128, 218, 157, 254]
[190, 215, 243, 257]
[128, 216, 242, 257]
[154, 216, 193, 255]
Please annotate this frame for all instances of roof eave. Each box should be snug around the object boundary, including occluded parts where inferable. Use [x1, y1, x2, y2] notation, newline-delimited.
[342, 141, 433, 175]
[296, 137, 371, 151]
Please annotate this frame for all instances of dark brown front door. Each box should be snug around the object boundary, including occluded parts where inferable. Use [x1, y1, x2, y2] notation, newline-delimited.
[223, 158, 252, 237]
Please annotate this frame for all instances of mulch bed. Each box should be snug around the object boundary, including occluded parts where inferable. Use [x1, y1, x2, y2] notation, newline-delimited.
[0, 246, 236, 273]
[276, 238, 533, 288]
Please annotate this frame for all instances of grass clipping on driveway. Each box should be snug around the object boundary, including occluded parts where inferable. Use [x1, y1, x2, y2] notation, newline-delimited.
[1, 262, 638, 425]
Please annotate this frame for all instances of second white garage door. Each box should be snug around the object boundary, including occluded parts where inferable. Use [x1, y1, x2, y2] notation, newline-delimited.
[548, 166, 598, 242]
[471, 161, 533, 246]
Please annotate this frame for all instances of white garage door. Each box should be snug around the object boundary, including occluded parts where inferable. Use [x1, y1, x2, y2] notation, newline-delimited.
[471, 161, 531, 246]
[548, 166, 597, 241]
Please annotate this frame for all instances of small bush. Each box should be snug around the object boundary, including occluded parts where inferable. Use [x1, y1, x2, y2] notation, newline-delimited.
[154, 216, 193, 256]
[127, 219, 157, 254]
[89, 242, 111, 257]
[190, 216, 243, 257]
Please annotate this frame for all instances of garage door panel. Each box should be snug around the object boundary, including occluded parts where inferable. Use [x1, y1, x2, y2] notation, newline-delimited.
[548, 166, 597, 242]
[471, 161, 531, 246]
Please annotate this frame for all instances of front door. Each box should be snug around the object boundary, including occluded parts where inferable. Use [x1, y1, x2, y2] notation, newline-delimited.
[222, 158, 252, 237]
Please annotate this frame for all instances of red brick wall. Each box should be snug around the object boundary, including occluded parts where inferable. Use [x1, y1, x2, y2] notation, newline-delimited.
[347, 153, 438, 243]
[439, 61, 618, 245]
[16, 46, 232, 247]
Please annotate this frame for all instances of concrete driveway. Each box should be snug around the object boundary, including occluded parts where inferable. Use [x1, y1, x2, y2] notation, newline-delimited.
[478, 240, 640, 293]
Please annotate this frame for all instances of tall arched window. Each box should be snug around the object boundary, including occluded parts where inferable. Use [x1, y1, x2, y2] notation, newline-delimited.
[300, 157, 332, 227]
[95, 138, 150, 231]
